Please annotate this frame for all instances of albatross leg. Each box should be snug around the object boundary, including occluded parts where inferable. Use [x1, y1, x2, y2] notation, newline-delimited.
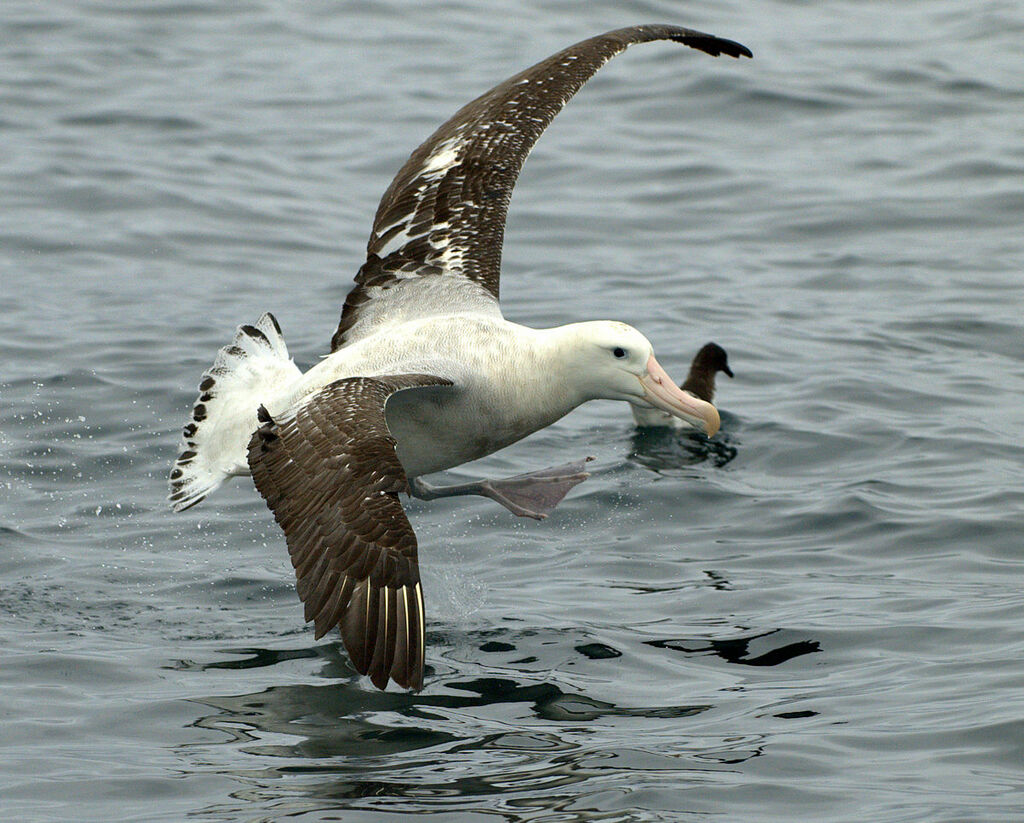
[410, 458, 594, 520]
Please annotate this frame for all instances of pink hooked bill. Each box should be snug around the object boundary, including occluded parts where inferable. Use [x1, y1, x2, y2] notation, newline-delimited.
[639, 354, 720, 436]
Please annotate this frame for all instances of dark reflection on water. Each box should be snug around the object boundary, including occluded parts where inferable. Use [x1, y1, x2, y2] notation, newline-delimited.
[188, 645, 321, 670]
[189, 642, 711, 738]
[574, 642, 622, 660]
[647, 629, 822, 668]
[444, 677, 710, 722]
[184, 639, 743, 819]
[628, 421, 740, 472]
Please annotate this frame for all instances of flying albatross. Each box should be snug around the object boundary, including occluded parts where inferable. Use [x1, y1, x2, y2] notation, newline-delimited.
[169, 25, 752, 690]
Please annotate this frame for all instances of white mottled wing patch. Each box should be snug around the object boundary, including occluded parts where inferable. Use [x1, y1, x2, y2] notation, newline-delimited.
[330, 24, 751, 351]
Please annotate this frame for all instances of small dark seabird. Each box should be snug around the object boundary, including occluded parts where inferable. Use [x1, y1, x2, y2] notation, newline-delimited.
[632, 342, 734, 428]
[169, 26, 752, 690]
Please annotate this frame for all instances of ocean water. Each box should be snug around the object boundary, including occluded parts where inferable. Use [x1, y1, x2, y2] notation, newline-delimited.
[2, 1, 1023, 820]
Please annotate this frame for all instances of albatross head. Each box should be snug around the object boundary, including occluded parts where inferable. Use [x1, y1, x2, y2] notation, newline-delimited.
[568, 321, 720, 437]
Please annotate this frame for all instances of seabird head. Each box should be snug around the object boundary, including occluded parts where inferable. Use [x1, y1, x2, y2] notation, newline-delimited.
[679, 341, 734, 404]
[691, 342, 733, 381]
[568, 321, 721, 436]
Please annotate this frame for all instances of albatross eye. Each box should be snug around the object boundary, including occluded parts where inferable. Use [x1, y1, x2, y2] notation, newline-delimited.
[613, 347, 627, 359]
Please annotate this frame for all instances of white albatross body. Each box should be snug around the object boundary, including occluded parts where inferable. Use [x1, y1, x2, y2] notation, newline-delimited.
[168, 25, 751, 691]
[291, 317, 704, 478]
[202, 313, 718, 483]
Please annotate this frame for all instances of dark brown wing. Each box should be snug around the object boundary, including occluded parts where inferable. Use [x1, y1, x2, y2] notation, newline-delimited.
[247, 374, 453, 690]
[331, 24, 751, 351]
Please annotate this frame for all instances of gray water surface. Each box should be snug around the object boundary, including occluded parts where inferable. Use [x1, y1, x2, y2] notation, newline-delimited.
[3, 1, 1024, 821]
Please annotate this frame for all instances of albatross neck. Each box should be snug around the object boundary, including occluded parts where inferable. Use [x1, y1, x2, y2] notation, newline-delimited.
[525, 321, 610, 409]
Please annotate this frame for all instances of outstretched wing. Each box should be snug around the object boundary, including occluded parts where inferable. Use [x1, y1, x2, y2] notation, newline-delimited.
[247, 374, 453, 691]
[331, 24, 751, 350]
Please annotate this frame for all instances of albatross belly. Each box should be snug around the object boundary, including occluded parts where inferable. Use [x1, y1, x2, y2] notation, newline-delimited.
[386, 382, 563, 479]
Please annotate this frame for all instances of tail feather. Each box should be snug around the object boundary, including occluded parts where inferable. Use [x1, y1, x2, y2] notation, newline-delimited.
[169, 312, 302, 512]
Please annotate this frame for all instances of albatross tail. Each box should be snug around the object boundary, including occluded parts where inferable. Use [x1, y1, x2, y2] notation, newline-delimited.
[168, 312, 302, 512]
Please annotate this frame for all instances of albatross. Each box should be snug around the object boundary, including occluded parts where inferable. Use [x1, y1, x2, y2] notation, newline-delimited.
[169, 25, 752, 690]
